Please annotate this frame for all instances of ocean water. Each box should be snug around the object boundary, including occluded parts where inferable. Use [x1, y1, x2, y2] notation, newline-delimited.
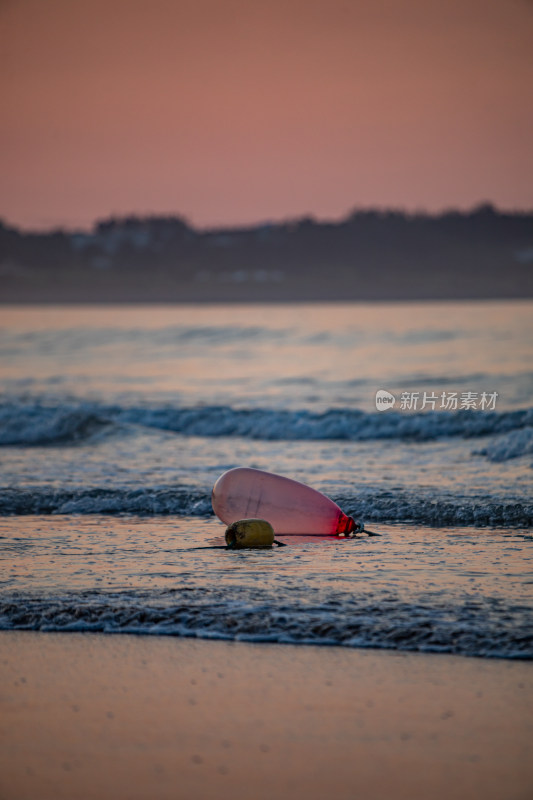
[0, 302, 532, 658]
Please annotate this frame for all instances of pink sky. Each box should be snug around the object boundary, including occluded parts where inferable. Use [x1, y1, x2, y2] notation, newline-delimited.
[1, 0, 532, 230]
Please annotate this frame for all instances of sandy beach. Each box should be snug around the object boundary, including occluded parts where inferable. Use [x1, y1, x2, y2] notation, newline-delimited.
[1, 632, 531, 800]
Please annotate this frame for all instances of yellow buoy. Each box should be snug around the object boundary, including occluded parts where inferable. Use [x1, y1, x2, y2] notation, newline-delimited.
[224, 518, 275, 549]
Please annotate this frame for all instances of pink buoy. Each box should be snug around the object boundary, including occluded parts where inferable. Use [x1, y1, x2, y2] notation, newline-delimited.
[212, 467, 360, 536]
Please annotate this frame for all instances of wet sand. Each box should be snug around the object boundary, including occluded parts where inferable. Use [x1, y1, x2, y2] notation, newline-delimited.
[1, 632, 532, 800]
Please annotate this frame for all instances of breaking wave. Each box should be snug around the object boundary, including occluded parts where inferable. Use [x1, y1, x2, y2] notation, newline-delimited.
[475, 426, 533, 462]
[1, 399, 532, 446]
[0, 485, 530, 526]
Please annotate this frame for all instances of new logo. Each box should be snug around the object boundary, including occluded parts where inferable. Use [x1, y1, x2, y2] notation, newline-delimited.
[375, 390, 396, 411]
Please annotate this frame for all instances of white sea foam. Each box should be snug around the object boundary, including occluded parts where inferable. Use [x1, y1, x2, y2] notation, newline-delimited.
[0, 590, 530, 659]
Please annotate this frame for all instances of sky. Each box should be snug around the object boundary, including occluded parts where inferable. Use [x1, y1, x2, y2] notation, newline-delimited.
[1, 0, 532, 231]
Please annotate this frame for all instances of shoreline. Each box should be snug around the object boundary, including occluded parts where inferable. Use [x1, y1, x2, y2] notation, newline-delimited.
[2, 296, 533, 307]
[1, 631, 532, 800]
[2, 290, 532, 304]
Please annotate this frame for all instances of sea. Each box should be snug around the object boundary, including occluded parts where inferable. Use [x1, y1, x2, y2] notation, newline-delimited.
[0, 301, 532, 659]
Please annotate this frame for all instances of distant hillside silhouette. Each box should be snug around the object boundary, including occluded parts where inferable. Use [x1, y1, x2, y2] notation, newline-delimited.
[1, 205, 532, 302]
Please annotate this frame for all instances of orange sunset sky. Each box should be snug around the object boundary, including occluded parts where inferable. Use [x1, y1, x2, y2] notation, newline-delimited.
[1, 0, 532, 231]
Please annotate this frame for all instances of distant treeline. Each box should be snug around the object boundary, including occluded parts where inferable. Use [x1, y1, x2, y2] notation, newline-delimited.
[1, 205, 532, 302]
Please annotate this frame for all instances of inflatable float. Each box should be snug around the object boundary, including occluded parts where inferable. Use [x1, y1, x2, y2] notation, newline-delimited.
[212, 467, 364, 536]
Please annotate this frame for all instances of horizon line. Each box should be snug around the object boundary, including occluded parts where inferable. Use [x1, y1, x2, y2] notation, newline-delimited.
[2, 200, 533, 236]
